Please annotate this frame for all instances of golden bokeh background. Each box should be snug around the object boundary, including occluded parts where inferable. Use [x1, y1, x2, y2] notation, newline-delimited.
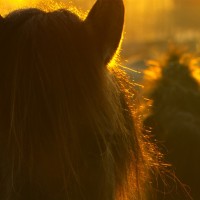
[1, 0, 200, 70]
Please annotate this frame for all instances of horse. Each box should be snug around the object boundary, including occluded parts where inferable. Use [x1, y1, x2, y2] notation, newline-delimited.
[0, 0, 163, 199]
[143, 47, 200, 199]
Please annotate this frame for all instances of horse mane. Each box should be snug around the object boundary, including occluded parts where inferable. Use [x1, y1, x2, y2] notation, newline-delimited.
[143, 46, 200, 199]
[0, 1, 164, 199]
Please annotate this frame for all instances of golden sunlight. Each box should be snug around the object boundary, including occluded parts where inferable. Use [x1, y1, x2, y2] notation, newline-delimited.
[125, 0, 174, 12]
[5, 0, 27, 6]
[190, 58, 200, 84]
[0, 0, 37, 15]
[0, 0, 86, 18]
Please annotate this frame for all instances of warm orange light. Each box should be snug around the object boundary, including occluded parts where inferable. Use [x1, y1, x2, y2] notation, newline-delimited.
[190, 58, 200, 84]
[6, 0, 27, 6]
[144, 60, 161, 81]
[0, 0, 36, 15]
[0, 0, 86, 19]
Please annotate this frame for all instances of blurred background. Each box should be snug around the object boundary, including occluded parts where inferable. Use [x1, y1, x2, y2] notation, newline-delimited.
[1, 0, 200, 80]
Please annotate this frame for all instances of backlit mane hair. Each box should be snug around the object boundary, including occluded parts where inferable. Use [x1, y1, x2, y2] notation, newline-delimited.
[143, 47, 200, 199]
[0, 1, 161, 199]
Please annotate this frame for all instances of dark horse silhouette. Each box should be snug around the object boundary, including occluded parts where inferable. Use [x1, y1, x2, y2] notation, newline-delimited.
[0, 0, 162, 199]
[143, 48, 200, 199]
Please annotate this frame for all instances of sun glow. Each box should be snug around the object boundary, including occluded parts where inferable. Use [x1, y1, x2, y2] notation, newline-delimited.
[0, 0, 37, 15]
[128, 0, 174, 12]
[3, 0, 27, 6]
[0, 0, 87, 19]
[190, 58, 200, 84]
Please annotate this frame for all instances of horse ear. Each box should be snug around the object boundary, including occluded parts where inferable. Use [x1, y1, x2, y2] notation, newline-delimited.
[85, 0, 124, 63]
